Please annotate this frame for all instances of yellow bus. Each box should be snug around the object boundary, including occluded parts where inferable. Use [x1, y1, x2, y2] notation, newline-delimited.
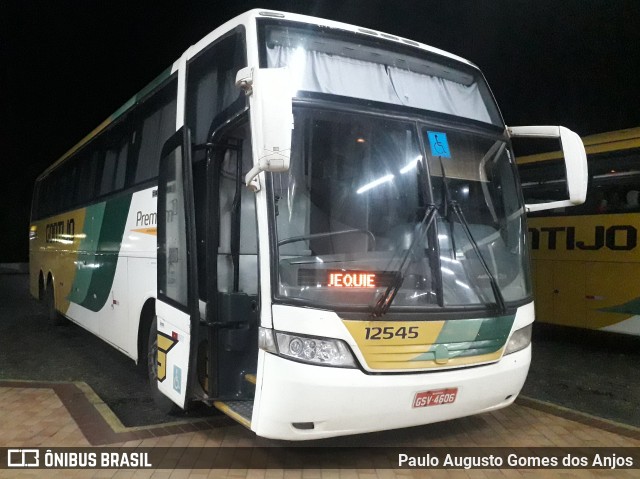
[519, 127, 640, 336]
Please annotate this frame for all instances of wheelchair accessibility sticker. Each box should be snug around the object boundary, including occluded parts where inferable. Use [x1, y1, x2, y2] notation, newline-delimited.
[427, 131, 451, 158]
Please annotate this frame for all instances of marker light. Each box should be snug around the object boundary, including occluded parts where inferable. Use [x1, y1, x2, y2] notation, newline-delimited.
[504, 324, 532, 355]
[259, 328, 357, 368]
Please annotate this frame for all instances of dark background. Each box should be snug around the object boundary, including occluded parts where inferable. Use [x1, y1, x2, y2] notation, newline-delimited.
[2, 0, 639, 262]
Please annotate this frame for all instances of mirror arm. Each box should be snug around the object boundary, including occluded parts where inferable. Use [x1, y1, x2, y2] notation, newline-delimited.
[245, 165, 262, 192]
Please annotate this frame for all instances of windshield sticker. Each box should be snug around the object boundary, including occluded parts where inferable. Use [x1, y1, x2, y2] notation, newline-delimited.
[427, 131, 451, 158]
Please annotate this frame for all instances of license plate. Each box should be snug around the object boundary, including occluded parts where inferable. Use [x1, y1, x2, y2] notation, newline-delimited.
[413, 388, 458, 408]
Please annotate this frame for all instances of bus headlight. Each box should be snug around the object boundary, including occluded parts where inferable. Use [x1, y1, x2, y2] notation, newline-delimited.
[259, 328, 357, 368]
[504, 324, 532, 355]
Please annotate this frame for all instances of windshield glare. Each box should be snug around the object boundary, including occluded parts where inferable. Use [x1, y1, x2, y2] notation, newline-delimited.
[272, 108, 531, 311]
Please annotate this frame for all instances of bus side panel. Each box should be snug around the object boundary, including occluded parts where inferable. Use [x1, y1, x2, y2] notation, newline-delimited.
[120, 187, 158, 360]
[126, 257, 157, 362]
[529, 213, 640, 333]
[66, 256, 128, 346]
[586, 261, 640, 334]
[29, 208, 90, 316]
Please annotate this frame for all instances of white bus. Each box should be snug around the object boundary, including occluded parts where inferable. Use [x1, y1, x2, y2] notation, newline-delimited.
[29, 9, 587, 440]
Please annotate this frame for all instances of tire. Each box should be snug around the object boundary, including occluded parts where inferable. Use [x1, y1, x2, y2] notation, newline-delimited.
[38, 275, 46, 303]
[45, 281, 66, 326]
[147, 316, 181, 414]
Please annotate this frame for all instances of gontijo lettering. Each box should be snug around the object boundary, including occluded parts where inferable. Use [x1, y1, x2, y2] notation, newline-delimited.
[45, 219, 74, 243]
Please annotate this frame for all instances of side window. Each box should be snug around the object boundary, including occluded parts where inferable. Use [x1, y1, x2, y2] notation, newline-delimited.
[134, 85, 177, 184]
[518, 160, 569, 217]
[99, 125, 129, 196]
[76, 149, 101, 205]
[132, 80, 177, 185]
[37, 176, 50, 219]
[61, 159, 79, 212]
[186, 29, 247, 149]
[522, 149, 640, 217]
[586, 150, 640, 214]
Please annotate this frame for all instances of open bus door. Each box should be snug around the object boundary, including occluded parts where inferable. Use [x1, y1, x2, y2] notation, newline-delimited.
[155, 127, 199, 408]
[203, 116, 259, 426]
[155, 121, 259, 421]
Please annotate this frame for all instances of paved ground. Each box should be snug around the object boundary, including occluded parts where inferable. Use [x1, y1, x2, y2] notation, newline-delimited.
[1, 272, 640, 477]
[0, 273, 216, 427]
[524, 324, 640, 428]
[0, 381, 639, 478]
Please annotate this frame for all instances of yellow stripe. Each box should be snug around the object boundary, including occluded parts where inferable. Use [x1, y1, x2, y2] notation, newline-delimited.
[131, 227, 157, 236]
[213, 401, 251, 429]
[343, 320, 446, 370]
[244, 373, 256, 385]
[368, 349, 504, 370]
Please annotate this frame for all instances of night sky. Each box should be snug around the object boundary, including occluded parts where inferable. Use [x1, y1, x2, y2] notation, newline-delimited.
[2, 0, 640, 262]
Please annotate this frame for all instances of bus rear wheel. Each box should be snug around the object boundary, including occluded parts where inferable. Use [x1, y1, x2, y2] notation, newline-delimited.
[45, 281, 66, 326]
[147, 316, 180, 414]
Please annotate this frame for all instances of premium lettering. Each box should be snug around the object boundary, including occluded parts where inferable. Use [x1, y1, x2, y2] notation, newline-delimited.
[136, 210, 157, 227]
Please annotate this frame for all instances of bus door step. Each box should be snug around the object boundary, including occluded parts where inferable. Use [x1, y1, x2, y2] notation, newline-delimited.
[214, 400, 253, 429]
[242, 373, 257, 396]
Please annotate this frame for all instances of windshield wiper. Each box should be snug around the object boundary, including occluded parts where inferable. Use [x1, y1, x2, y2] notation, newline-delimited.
[438, 158, 507, 314]
[371, 203, 438, 318]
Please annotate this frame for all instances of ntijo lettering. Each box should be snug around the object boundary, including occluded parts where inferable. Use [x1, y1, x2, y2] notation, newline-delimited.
[529, 225, 637, 251]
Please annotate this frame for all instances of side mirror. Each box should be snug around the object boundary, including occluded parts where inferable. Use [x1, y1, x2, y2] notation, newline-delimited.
[237, 67, 293, 191]
[509, 125, 588, 213]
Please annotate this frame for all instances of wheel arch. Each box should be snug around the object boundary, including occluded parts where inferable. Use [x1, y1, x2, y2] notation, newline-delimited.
[137, 297, 156, 365]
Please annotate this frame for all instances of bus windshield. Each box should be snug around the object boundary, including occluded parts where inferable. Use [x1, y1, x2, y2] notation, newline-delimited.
[272, 107, 531, 312]
[258, 20, 502, 126]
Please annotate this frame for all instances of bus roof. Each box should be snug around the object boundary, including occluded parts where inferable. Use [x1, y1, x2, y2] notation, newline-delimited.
[39, 8, 482, 181]
[517, 127, 640, 164]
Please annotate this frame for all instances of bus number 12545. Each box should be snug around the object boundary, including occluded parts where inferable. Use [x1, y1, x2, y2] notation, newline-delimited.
[364, 326, 419, 340]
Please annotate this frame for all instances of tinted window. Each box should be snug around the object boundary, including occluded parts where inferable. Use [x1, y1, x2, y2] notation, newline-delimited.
[524, 149, 640, 217]
[99, 119, 132, 196]
[518, 160, 569, 207]
[186, 29, 247, 149]
[133, 82, 177, 184]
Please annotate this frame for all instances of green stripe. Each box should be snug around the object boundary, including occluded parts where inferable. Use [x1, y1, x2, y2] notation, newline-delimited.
[68, 195, 133, 312]
[599, 296, 640, 316]
[411, 314, 515, 362]
[67, 203, 107, 305]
